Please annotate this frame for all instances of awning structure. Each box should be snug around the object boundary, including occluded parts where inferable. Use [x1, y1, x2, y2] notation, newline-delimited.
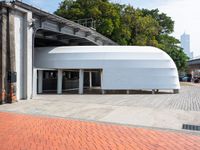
[35, 46, 180, 92]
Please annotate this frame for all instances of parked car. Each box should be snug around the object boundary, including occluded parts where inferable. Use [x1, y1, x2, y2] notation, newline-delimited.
[179, 75, 192, 82]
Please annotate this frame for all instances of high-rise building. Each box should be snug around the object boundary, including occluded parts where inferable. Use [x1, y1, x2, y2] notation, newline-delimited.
[181, 33, 193, 59]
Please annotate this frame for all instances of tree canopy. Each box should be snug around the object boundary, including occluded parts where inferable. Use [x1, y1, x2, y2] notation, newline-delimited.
[55, 0, 188, 72]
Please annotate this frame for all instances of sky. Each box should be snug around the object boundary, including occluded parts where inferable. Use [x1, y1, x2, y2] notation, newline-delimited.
[23, 0, 200, 56]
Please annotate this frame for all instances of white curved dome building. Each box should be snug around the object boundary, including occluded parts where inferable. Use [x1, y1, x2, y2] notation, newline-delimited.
[34, 46, 180, 94]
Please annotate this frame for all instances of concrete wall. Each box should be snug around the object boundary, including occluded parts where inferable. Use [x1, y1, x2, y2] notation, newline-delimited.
[0, 5, 33, 102]
[13, 7, 33, 100]
[15, 11, 25, 100]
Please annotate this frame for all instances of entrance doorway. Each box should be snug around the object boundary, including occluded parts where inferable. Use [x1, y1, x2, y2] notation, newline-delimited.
[37, 69, 102, 94]
[37, 71, 57, 94]
[62, 69, 102, 94]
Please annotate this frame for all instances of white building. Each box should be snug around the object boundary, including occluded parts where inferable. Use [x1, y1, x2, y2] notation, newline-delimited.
[33, 46, 180, 96]
[181, 33, 193, 59]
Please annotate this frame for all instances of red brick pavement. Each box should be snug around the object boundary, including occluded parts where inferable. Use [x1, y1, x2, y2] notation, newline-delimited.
[0, 112, 200, 150]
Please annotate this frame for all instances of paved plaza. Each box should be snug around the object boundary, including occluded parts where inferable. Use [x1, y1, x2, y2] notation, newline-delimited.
[0, 112, 200, 150]
[1, 84, 200, 132]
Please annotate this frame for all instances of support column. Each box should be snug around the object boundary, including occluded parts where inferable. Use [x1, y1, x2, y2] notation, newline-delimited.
[38, 70, 43, 94]
[152, 89, 155, 94]
[126, 90, 130, 94]
[102, 90, 105, 95]
[32, 68, 37, 97]
[0, 8, 8, 104]
[100, 70, 104, 94]
[6, 9, 16, 103]
[79, 69, 84, 94]
[26, 11, 33, 100]
[89, 72, 92, 89]
[191, 70, 194, 82]
[57, 69, 63, 94]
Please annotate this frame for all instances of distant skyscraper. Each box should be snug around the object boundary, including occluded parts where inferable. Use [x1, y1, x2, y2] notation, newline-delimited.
[181, 33, 193, 59]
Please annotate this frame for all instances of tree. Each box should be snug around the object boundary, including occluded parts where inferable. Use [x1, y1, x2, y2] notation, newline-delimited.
[158, 34, 189, 72]
[141, 9, 174, 34]
[55, 0, 188, 72]
[141, 9, 188, 72]
[55, 0, 120, 38]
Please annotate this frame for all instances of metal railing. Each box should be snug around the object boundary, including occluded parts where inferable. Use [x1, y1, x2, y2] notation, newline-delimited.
[74, 18, 96, 30]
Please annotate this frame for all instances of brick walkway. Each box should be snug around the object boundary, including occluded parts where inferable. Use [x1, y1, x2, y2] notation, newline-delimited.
[0, 112, 200, 150]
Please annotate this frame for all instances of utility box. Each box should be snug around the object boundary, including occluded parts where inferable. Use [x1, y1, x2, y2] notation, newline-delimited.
[8, 72, 17, 83]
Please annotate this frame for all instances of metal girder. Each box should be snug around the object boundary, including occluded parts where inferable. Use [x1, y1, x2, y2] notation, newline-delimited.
[57, 34, 78, 40]
[69, 38, 88, 43]
[35, 38, 69, 47]
[85, 31, 92, 37]
[73, 27, 80, 35]
[4, 0, 117, 46]
[58, 23, 66, 31]
[95, 36, 101, 42]
[43, 31, 61, 37]
[10, 0, 117, 46]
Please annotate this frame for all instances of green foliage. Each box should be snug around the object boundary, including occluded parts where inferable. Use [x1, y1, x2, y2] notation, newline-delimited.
[55, 0, 188, 72]
[141, 9, 174, 34]
[158, 34, 189, 72]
